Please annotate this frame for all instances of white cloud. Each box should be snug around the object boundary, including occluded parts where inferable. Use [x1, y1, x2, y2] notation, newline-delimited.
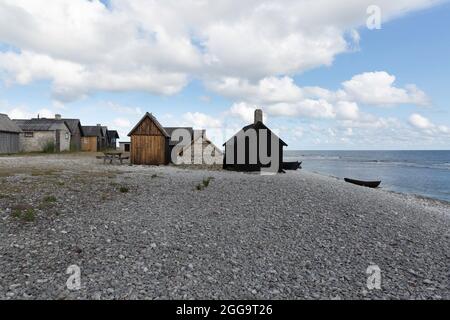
[113, 118, 131, 128]
[409, 113, 433, 129]
[0, 0, 441, 101]
[342, 72, 429, 106]
[335, 101, 359, 120]
[409, 113, 450, 134]
[182, 112, 222, 129]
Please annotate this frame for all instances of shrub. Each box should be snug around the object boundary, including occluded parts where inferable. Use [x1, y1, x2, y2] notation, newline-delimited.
[119, 186, 129, 193]
[11, 207, 36, 222]
[42, 141, 56, 153]
[43, 195, 57, 203]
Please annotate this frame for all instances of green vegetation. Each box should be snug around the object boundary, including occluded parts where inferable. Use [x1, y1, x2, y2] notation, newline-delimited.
[11, 207, 36, 222]
[42, 141, 56, 153]
[196, 177, 215, 191]
[119, 186, 129, 193]
[43, 195, 57, 203]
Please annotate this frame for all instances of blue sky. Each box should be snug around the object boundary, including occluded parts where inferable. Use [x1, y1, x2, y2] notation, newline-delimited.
[0, 0, 449, 150]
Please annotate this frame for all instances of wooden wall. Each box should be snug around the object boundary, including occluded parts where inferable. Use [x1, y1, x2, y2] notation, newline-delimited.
[81, 136, 98, 152]
[0, 132, 20, 154]
[131, 135, 166, 165]
[130, 117, 167, 165]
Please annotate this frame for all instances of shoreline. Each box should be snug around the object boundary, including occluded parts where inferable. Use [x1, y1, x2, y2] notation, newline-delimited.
[303, 169, 450, 208]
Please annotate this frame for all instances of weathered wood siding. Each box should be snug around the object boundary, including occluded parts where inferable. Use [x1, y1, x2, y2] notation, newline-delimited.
[131, 135, 166, 165]
[130, 117, 167, 165]
[81, 136, 98, 152]
[0, 132, 20, 154]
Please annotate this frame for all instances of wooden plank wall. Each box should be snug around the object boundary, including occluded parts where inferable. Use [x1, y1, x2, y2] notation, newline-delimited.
[0, 132, 20, 154]
[81, 137, 98, 152]
[131, 135, 166, 165]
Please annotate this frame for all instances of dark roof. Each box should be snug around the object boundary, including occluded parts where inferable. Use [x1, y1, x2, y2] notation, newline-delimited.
[61, 119, 83, 135]
[107, 130, 120, 139]
[82, 126, 104, 137]
[0, 114, 22, 133]
[101, 126, 108, 137]
[223, 121, 288, 147]
[164, 127, 194, 146]
[13, 118, 69, 132]
[128, 112, 169, 137]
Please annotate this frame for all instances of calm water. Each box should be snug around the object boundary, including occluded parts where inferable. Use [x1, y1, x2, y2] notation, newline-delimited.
[284, 150, 450, 202]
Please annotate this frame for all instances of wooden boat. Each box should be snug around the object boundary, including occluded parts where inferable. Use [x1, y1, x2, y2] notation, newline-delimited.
[283, 161, 302, 170]
[344, 178, 381, 188]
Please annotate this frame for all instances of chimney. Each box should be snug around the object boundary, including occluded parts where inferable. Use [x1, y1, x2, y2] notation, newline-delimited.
[55, 114, 61, 120]
[254, 109, 263, 124]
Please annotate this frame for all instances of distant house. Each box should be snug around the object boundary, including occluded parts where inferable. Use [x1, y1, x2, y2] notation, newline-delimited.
[167, 129, 223, 165]
[14, 118, 71, 153]
[223, 109, 287, 173]
[60, 115, 84, 151]
[128, 113, 170, 165]
[119, 141, 131, 153]
[81, 125, 104, 152]
[0, 113, 22, 154]
[107, 130, 120, 149]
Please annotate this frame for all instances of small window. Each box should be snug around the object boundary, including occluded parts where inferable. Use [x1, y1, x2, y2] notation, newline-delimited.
[65, 132, 70, 140]
[24, 132, 34, 138]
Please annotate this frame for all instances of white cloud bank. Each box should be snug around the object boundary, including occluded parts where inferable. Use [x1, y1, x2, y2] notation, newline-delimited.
[0, 0, 442, 101]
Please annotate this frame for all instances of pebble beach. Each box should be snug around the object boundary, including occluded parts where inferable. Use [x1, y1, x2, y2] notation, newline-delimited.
[0, 154, 449, 300]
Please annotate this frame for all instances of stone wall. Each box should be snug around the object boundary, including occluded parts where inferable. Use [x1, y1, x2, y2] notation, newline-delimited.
[20, 130, 71, 152]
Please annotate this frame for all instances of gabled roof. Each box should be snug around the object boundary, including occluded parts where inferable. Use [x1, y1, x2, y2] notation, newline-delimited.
[164, 127, 194, 146]
[61, 118, 84, 136]
[82, 126, 104, 137]
[13, 118, 70, 132]
[128, 112, 169, 137]
[101, 126, 108, 137]
[223, 121, 288, 147]
[0, 114, 22, 133]
[107, 130, 120, 139]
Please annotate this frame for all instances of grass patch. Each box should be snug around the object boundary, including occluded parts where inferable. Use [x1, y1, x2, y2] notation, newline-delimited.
[196, 177, 215, 191]
[43, 195, 57, 203]
[11, 206, 36, 222]
[119, 186, 129, 193]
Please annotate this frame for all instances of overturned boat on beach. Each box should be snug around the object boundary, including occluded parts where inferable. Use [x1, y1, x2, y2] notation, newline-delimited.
[282, 161, 302, 171]
[344, 178, 381, 188]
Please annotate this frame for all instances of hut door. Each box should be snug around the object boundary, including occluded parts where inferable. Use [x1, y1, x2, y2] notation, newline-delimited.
[55, 130, 61, 152]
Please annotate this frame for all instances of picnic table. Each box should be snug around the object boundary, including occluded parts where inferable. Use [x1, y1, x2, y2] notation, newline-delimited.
[100, 151, 130, 165]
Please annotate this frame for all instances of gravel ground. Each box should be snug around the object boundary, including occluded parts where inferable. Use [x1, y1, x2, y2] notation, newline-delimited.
[0, 154, 449, 300]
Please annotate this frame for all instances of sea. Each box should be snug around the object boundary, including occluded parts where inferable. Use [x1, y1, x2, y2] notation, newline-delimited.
[284, 150, 450, 203]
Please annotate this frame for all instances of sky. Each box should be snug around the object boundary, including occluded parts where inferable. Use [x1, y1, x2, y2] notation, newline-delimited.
[0, 0, 449, 150]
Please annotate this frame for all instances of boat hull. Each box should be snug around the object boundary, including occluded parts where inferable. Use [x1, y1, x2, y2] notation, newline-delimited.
[344, 178, 381, 188]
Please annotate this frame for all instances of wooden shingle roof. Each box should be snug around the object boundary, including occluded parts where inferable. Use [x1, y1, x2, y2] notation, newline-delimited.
[13, 119, 69, 132]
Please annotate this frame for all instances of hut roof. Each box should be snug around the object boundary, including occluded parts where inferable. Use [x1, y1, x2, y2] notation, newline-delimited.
[164, 127, 194, 146]
[128, 112, 169, 137]
[223, 121, 288, 147]
[82, 126, 104, 137]
[107, 130, 120, 139]
[13, 118, 69, 132]
[61, 118, 84, 135]
[0, 113, 22, 133]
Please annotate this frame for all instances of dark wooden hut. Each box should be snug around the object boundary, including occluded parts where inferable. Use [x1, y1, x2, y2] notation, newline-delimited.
[128, 113, 170, 165]
[107, 130, 120, 149]
[223, 109, 287, 173]
[60, 116, 84, 151]
[0, 113, 22, 154]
